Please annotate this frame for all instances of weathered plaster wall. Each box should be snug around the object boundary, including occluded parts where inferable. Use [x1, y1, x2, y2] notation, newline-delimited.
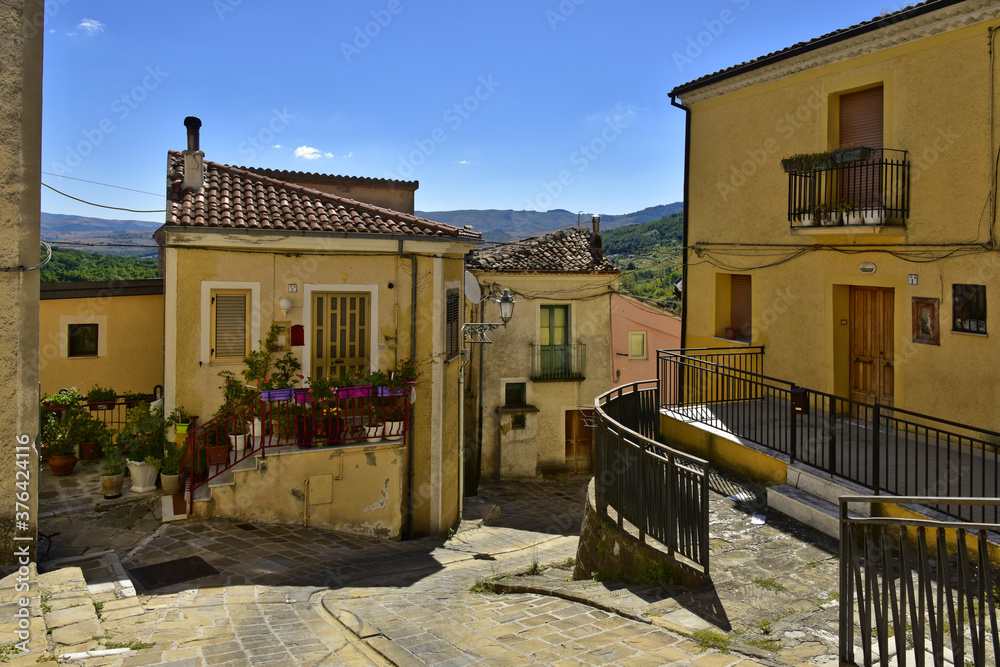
[193, 442, 405, 538]
[0, 0, 42, 568]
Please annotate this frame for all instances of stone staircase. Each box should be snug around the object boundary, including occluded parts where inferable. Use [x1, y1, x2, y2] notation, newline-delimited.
[1, 551, 156, 665]
[766, 463, 871, 538]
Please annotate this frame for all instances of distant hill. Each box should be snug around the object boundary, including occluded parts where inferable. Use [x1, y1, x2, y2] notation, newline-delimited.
[41, 247, 158, 283]
[415, 203, 683, 243]
[41, 212, 161, 258]
[602, 213, 683, 313]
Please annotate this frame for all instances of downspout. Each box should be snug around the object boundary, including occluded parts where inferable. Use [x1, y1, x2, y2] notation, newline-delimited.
[670, 92, 691, 405]
[399, 240, 418, 539]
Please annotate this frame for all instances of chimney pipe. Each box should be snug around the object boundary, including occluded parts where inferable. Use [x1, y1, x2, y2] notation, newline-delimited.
[592, 215, 600, 234]
[184, 116, 202, 151]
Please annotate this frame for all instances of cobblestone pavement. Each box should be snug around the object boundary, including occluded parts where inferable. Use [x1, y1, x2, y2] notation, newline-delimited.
[6, 462, 845, 665]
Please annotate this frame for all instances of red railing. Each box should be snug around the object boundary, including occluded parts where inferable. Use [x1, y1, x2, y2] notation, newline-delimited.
[182, 385, 412, 509]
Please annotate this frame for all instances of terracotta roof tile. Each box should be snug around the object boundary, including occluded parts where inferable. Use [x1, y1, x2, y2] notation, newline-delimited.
[467, 227, 619, 273]
[165, 151, 480, 240]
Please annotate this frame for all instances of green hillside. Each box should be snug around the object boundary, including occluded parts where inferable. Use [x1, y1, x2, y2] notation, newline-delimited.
[41, 247, 158, 283]
[602, 213, 682, 312]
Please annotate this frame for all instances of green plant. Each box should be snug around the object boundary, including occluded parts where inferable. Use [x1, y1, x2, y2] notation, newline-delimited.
[751, 576, 786, 593]
[271, 351, 302, 389]
[743, 637, 781, 652]
[117, 403, 167, 464]
[84, 384, 117, 403]
[103, 446, 125, 476]
[692, 629, 731, 652]
[120, 390, 148, 402]
[469, 578, 494, 594]
[838, 201, 854, 213]
[42, 409, 111, 456]
[242, 324, 279, 387]
[161, 441, 183, 476]
[42, 387, 82, 408]
[170, 406, 190, 425]
[306, 375, 338, 401]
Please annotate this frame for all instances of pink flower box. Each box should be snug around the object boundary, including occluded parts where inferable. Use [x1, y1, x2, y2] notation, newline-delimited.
[294, 388, 315, 403]
[337, 385, 374, 399]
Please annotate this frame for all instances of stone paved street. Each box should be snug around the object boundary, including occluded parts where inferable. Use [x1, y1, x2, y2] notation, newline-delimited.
[0, 462, 847, 665]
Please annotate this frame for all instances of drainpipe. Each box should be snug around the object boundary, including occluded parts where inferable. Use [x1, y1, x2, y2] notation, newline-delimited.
[399, 240, 418, 539]
[670, 92, 691, 404]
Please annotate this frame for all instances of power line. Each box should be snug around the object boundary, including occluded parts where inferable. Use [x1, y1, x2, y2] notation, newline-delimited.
[42, 183, 176, 214]
[41, 172, 162, 198]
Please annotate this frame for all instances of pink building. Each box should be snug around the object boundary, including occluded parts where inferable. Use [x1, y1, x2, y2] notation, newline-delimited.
[610, 293, 680, 387]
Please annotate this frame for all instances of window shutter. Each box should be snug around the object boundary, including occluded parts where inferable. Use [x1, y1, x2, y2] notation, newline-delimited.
[839, 86, 883, 149]
[215, 294, 247, 359]
[446, 289, 460, 357]
[730, 275, 752, 339]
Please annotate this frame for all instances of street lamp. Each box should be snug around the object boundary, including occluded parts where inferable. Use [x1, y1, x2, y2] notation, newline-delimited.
[462, 286, 516, 343]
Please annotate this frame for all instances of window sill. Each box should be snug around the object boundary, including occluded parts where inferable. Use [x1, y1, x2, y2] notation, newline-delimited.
[713, 336, 752, 345]
[790, 224, 905, 237]
[951, 330, 988, 338]
[497, 405, 540, 414]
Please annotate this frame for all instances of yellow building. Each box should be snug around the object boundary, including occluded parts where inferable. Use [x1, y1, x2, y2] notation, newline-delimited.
[39, 280, 164, 398]
[161, 118, 480, 538]
[670, 0, 1000, 430]
[466, 222, 619, 481]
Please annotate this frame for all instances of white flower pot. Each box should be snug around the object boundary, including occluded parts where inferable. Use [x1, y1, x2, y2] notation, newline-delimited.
[864, 209, 885, 225]
[364, 424, 384, 443]
[383, 421, 404, 442]
[845, 211, 864, 225]
[127, 460, 160, 493]
[229, 433, 246, 456]
[798, 213, 814, 227]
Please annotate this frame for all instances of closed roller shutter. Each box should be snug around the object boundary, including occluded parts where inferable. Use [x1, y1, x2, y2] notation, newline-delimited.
[840, 86, 883, 149]
[215, 294, 248, 359]
[730, 275, 752, 340]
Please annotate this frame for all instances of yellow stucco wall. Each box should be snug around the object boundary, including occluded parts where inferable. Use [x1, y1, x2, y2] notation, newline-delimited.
[39, 292, 164, 397]
[165, 229, 470, 536]
[469, 271, 617, 479]
[193, 442, 405, 539]
[679, 11, 1000, 430]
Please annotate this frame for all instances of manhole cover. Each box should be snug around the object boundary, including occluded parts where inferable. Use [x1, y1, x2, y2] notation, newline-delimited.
[127, 556, 218, 591]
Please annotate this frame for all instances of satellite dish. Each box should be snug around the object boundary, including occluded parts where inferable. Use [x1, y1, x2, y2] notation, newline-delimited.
[464, 271, 481, 302]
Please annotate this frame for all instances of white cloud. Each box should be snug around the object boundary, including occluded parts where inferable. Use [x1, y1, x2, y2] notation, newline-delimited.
[77, 18, 105, 36]
[294, 146, 323, 160]
[273, 144, 282, 149]
[456, 160, 472, 165]
[323, 152, 334, 158]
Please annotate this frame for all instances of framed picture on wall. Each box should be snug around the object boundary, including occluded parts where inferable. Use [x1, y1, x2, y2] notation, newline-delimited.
[911, 297, 939, 345]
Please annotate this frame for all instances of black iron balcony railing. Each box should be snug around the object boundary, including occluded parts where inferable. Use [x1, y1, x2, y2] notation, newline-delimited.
[787, 148, 909, 227]
[530, 343, 586, 381]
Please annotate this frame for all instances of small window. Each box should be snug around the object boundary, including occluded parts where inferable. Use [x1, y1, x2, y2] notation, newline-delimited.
[68, 323, 98, 358]
[953, 284, 987, 334]
[445, 288, 460, 358]
[212, 291, 250, 361]
[505, 382, 527, 429]
[628, 331, 647, 360]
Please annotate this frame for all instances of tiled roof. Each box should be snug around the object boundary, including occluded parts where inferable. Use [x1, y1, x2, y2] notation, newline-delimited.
[239, 166, 418, 191]
[670, 0, 954, 95]
[165, 151, 480, 239]
[467, 227, 618, 273]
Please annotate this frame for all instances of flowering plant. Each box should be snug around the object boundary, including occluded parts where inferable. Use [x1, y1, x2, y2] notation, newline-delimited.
[170, 406, 190, 424]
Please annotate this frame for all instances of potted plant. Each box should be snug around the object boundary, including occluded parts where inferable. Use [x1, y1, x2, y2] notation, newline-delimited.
[85, 384, 118, 412]
[834, 145, 872, 164]
[160, 441, 185, 495]
[320, 405, 343, 445]
[864, 207, 886, 225]
[205, 428, 229, 465]
[77, 413, 112, 460]
[795, 206, 814, 227]
[780, 151, 835, 173]
[170, 405, 191, 435]
[101, 446, 126, 499]
[41, 411, 80, 475]
[839, 201, 863, 225]
[117, 402, 166, 493]
[41, 387, 81, 412]
[364, 401, 384, 443]
[121, 391, 150, 409]
[382, 397, 406, 442]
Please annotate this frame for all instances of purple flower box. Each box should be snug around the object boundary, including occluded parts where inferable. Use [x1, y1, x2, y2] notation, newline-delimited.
[376, 386, 407, 397]
[261, 388, 294, 402]
[337, 385, 374, 399]
[294, 388, 315, 404]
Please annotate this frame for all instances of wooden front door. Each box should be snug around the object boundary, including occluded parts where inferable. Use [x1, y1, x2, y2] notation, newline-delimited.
[849, 286, 894, 406]
[312, 292, 369, 380]
[565, 409, 593, 474]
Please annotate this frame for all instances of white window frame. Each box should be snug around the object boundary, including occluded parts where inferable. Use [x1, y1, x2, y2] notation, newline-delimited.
[200, 281, 260, 364]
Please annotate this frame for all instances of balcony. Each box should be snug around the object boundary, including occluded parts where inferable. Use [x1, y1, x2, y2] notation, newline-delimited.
[785, 148, 909, 231]
[530, 343, 586, 381]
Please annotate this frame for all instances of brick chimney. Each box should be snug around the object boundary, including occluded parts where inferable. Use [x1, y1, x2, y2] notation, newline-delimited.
[590, 215, 603, 263]
[181, 116, 204, 190]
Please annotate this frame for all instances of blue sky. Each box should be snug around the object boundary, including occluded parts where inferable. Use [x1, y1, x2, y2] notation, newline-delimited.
[40, 0, 905, 223]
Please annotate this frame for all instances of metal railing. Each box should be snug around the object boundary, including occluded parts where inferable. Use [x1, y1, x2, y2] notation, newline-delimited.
[530, 343, 586, 381]
[659, 349, 1000, 523]
[840, 497, 1000, 666]
[594, 380, 710, 572]
[182, 386, 411, 508]
[787, 148, 909, 227]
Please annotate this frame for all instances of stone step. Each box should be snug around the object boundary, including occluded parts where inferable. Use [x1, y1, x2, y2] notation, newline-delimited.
[766, 484, 857, 539]
[785, 464, 871, 516]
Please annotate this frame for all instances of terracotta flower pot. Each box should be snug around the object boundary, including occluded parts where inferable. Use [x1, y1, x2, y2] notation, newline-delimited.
[49, 454, 78, 476]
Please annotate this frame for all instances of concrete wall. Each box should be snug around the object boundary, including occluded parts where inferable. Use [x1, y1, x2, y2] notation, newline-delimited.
[39, 286, 164, 397]
[470, 271, 617, 479]
[193, 441, 406, 539]
[163, 229, 472, 536]
[610, 294, 680, 387]
[0, 0, 42, 568]
[678, 6, 1000, 431]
